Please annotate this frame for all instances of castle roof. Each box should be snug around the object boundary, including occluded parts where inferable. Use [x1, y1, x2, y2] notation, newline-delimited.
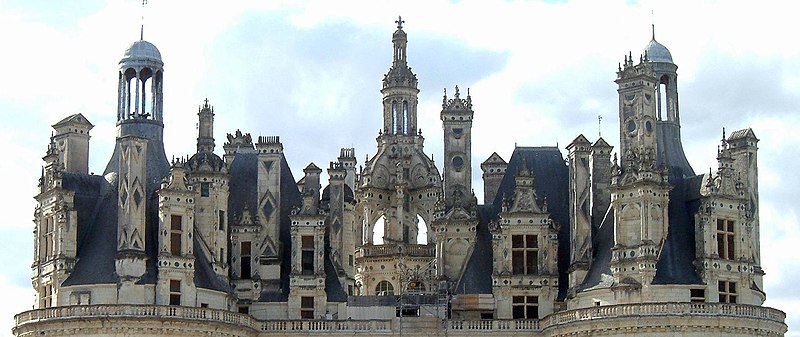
[456, 146, 570, 298]
[644, 39, 673, 63]
[644, 25, 673, 64]
[122, 40, 162, 62]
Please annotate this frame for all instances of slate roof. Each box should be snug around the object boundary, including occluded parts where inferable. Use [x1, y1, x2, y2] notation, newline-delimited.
[228, 152, 344, 301]
[324, 233, 348, 302]
[456, 147, 570, 298]
[228, 153, 300, 302]
[53, 113, 93, 128]
[652, 171, 702, 284]
[62, 137, 233, 294]
[453, 204, 496, 294]
[579, 207, 615, 290]
[62, 173, 119, 286]
[581, 130, 703, 290]
[657, 122, 695, 178]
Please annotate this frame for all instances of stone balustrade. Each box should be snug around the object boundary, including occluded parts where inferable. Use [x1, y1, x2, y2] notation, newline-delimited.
[541, 302, 786, 328]
[356, 243, 435, 259]
[14, 302, 786, 336]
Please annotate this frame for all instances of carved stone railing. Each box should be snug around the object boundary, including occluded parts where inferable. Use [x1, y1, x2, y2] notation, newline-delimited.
[13, 305, 392, 333]
[14, 305, 261, 330]
[260, 320, 391, 332]
[540, 302, 786, 329]
[356, 243, 435, 259]
[447, 319, 539, 331]
[14, 302, 786, 335]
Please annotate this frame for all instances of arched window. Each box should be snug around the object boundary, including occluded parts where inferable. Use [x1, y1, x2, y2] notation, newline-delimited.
[391, 101, 398, 134]
[416, 214, 428, 244]
[373, 215, 386, 245]
[658, 76, 669, 121]
[139, 67, 153, 118]
[123, 68, 137, 118]
[402, 101, 409, 135]
[376, 280, 394, 296]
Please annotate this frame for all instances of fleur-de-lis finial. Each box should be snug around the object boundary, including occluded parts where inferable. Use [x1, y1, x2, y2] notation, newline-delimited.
[395, 16, 404, 30]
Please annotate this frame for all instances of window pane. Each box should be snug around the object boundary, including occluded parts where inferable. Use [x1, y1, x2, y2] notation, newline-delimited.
[170, 280, 180, 292]
[171, 215, 182, 231]
[302, 236, 314, 249]
[527, 305, 539, 319]
[717, 219, 724, 231]
[301, 296, 314, 308]
[241, 241, 251, 255]
[526, 251, 537, 274]
[512, 296, 524, 304]
[729, 282, 736, 293]
[727, 220, 734, 233]
[526, 235, 537, 248]
[512, 305, 525, 319]
[512, 251, 524, 274]
[170, 233, 181, 255]
[302, 251, 314, 275]
[727, 236, 735, 259]
[512, 235, 523, 248]
[201, 182, 210, 197]
[241, 257, 251, 278]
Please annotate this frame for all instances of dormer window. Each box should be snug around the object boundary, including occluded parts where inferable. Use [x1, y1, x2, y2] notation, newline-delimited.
[170, 215, 182, 255]
[512, 235, 538, 275]
[201, 182, 210, 197]
[716, 219, 735, 260]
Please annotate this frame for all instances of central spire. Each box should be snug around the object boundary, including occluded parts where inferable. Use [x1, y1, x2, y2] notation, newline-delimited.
[384, 16, 416, 89]
[392, 16, 408, 67]
[381, 16, 419, 135]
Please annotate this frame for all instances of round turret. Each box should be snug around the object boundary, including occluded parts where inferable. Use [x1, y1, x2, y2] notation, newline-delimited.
[116, 39, 164, 123]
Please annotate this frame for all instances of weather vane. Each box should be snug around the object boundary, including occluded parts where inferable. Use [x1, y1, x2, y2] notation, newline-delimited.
[140, 0, 148, 40]
[598, 114, 603, 137]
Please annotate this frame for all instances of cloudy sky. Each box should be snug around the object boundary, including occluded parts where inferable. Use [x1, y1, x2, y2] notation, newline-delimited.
[1, 0, 798, 335]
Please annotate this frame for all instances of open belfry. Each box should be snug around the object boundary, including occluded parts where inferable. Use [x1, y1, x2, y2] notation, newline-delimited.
[15, 16, 786, 337]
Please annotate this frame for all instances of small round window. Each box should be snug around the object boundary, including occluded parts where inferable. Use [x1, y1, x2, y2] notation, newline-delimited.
[645, 120, 653, 133]
[626, 120, 637, 134]
[452, 156, 464, 171]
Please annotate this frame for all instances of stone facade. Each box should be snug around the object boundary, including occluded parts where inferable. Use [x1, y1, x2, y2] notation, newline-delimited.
[16, 19, 785, 337]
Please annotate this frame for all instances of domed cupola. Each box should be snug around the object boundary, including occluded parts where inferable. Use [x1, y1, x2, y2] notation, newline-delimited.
[117, 38, 164, 124]
[643, 25, 674, 64]
[104, 36, 170, 185]
[121, 40, 163, 66]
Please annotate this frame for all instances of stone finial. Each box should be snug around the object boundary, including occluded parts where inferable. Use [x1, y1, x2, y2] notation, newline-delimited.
[395, 16, 404, 30]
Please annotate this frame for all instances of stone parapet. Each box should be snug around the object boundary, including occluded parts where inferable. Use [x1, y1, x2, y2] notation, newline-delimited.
[355, 243, 435, 259]
[14, 303, 787, 336]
